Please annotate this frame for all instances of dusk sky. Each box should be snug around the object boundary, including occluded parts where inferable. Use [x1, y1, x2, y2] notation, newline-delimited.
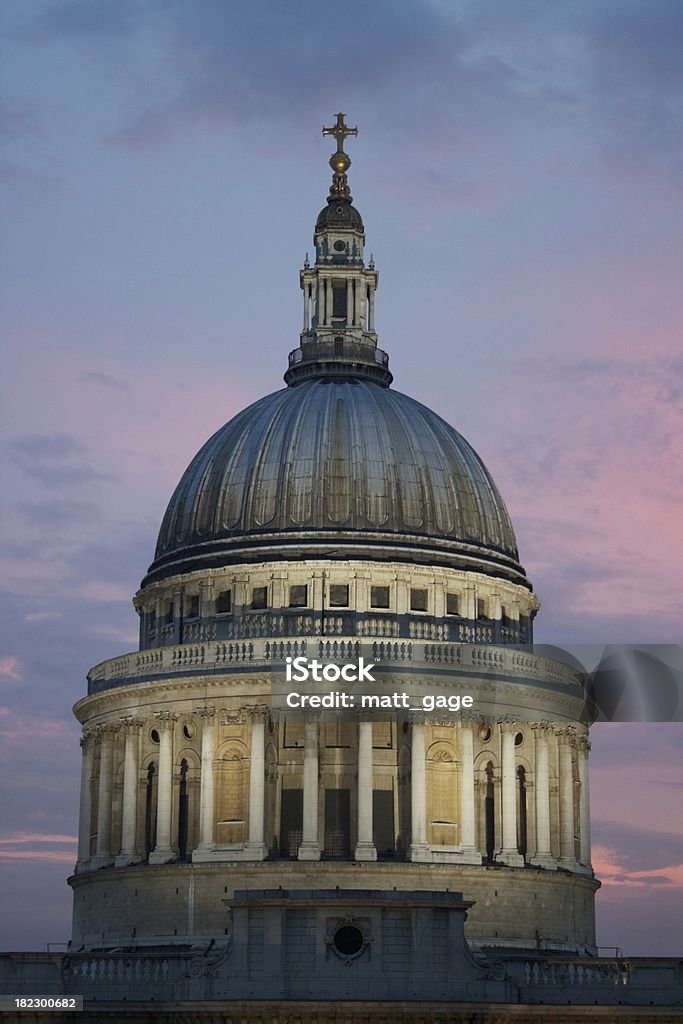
[1, 0, 681, 955]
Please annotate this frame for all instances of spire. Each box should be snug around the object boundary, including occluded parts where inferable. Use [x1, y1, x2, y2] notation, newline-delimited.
[322, 112, 358, 201]
[285, 114, 391, 388]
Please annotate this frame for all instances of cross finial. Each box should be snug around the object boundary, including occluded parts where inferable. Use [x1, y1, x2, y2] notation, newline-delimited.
[322, 112, 358, 201]
[322, 112, 358, 153]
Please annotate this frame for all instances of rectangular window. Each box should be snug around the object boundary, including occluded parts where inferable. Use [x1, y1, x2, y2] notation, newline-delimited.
[148, 610, 157, 630]
[446, 593, 460, 616]
[289, 584, 308, 608]
[476, 598, 487, 619]
[216, 589, 232, 614]
[252, 586, 268, 610]
[410, 588, 428, 612]
[164, 601, 174, 625]
[370, 585, 390, 609]
[186, 594, 199, 619]
[329, 584, 349, 607]
[332, 283, 346, 320]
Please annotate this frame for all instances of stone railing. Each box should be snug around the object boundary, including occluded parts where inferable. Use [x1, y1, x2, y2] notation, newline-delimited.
[67, 955, 170, 985]
[87, 639, 584, 697]
[522, 958, 630, 987]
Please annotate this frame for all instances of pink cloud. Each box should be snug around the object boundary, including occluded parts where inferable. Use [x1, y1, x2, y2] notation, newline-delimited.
[0, 656, 22, 681]
[89, 624, 138, 645]
[79, 581, 132, 603]
[593, 843, 683, 891]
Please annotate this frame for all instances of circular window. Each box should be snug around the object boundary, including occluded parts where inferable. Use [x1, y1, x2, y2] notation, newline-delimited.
[333, 924, 364, 958]
[150, 728, 160, 744]
[515, 731, 524, 746]
[183, 723, 195, 740]
[336, 205, 344, 214]
[479, 725, 492, 742]
[333, 240, 346, 252]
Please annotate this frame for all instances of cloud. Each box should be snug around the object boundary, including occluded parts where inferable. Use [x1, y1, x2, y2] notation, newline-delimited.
[0, 99, 42, 141]
[592, 819, 683, 875]
[7, 433, 111, 489]
[79, 371, 128, 391]
[32, 0, 141, 39]
[79, 580, 133, 603]
[0, 656, 23, 681]
[18, 499, 101, 528]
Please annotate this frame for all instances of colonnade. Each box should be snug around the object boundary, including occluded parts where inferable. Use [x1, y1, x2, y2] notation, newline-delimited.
[77, 717, 592, 874]
[301, 275, 376, 331]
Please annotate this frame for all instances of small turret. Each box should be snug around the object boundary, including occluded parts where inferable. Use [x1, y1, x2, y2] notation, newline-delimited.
[285, 113, 391, 387]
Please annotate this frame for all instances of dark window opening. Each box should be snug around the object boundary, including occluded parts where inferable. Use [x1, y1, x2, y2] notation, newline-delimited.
[163, 602, 174, 625]
[216, 590, 232, 614]
[252, 586, 268, 610]
[477, 598, 487, 619]
[144, 763, 157, 859]
[410, 588, 428, 612]
[332, 283, 346, 320]
[329, 584, 349, 607]
[370, 586, 390, 609]
[373, 789, 395, 858]
[178, 759, 189, 860]
[148, 610, 157, 631]
[186, 595, 199, 619]
[485, 762, 495, 862]
[446, 593, 460, 616]
[324, 788, 350, 858]
[334, 337, 344, 356]
[289, 584, 308, 608]
[517, 765, 527, 859]
[334, 925, 363, 957]
[280, 789, 303, 858]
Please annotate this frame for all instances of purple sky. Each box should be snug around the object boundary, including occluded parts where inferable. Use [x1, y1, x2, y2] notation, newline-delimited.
[1, 1, 682, 955]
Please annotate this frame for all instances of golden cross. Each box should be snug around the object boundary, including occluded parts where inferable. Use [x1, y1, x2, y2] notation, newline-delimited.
[322, 112, 358, 152]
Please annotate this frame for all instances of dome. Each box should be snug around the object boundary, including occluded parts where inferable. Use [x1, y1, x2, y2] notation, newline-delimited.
[145, 377, 526, 587]
[315, 198, 364, 233]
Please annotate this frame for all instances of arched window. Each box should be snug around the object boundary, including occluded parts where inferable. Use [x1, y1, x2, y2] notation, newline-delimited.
[485, 761, 495, 862]
[517, 765, 527, 859]
[144, 762, 157, 858]
[178, 758, 189, 861]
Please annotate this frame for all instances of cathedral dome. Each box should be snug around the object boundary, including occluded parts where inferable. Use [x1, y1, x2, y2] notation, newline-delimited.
[145, 376, 526, 587]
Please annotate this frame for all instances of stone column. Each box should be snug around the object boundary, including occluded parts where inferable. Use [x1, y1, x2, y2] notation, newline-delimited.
[458, 722, 481, 863]
[368, 281, 375, 331]
[577, 734, 592, 869]
[92, 726, 116, 867]
[354, 721, 377, 861]
[193, 707, 216, 860]
[326, 278, 333, 326]
[77, 732, 94, 866]
[464, 584, 476, 623]
[245, 708, 267, 859]
[172, 589, 182, 644]
[149, 712, 177, 864]
[115, 718, 143, 867]
[498, 724, 524, 866]
[558, 729, 577, 867]
[303, 281, 309, 330]
[530, 723, 554, 868]
[409, 722, 430, 861]
[298, 721, 321, 860]
[346, 277, 354, 326]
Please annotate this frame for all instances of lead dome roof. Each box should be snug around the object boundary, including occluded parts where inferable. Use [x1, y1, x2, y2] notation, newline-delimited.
[145, 378, 526, 587]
